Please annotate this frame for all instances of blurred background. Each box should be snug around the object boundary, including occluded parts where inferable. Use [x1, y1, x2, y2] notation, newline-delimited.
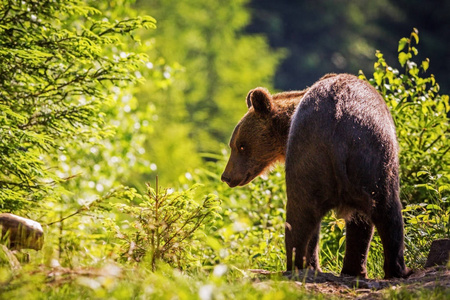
[246, 0, 450, 94]
[129, 0, 449, 186]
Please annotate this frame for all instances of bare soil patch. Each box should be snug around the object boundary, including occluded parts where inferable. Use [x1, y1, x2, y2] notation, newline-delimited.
[250, 266, 449, 299]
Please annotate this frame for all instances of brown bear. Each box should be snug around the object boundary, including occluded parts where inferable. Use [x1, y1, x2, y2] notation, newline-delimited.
[221, 73, 410, 279]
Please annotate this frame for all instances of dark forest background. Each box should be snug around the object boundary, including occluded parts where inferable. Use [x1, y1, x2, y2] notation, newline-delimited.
[246, 0, 450, 94]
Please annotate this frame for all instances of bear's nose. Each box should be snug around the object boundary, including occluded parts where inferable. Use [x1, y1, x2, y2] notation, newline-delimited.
[221, 174, 231, 185]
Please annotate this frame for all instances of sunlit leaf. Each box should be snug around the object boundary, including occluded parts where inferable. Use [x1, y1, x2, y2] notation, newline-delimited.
[438, 185, 450, 193]
[421, 58, 430, 72]
[398, 37, 409, 52]
[411, 29, 419, 44]
[398, 52, 411, 67]
[426, 204, 442, 211]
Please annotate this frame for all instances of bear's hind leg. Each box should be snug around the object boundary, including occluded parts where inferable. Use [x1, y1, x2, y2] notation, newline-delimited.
[372, 199, 410, 279]
[341, 214, 374, 278]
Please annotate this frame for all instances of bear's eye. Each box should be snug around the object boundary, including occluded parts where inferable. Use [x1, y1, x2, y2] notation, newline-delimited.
[238, 144, 245, 152]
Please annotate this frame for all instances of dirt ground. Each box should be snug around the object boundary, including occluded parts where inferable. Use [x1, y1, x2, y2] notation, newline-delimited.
[250, 265, 450, 299]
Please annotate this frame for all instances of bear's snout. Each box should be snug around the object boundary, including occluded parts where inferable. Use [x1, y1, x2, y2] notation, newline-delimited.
[221, 169, 243, 188]
[221, 173, 231, 186]
[221, 170, 251, 188]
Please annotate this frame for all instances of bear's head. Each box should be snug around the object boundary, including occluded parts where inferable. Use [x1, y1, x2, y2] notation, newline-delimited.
[221, 87, 288, 187]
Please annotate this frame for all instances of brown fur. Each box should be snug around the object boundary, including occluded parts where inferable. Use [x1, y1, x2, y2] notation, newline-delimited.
[222, 73, 411, 279]
[222, 88, 305, 187]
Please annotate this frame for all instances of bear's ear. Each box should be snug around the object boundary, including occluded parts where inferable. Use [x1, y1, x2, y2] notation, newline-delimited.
[246, 87, 272, 115]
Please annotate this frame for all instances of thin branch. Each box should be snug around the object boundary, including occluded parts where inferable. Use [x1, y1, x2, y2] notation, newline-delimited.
[45, 207, 87, 226]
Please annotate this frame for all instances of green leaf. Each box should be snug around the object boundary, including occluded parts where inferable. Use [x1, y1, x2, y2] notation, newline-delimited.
[438, 185, 450, 193]
[414, 184, 437, 191]
[398, 52, 411, 67]
[411, 29, 419, 44]
[416, 171, 429, 177]
[336, 218, 345, 231]
[398, 37, 409, 52]
[374, 71, 384, 86]
[426, 204, 442, 211]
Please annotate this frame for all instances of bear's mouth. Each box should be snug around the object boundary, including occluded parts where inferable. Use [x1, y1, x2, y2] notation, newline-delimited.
[238, 172, 253, 186]
[238, 164, 270, 187]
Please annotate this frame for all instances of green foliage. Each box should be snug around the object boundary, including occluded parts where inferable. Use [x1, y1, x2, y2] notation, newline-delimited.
[108, 179, 221, 271]
[0, 0, 156, 211]
[402, 173, 449, 268]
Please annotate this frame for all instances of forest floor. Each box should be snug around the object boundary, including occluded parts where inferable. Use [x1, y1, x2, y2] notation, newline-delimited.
[2, 260, 448, 298]
[250, 265, 449, 299]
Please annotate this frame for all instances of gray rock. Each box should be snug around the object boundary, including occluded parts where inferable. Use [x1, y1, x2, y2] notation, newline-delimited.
[0, 213, 44, 250]
[425, 239, 450, 268]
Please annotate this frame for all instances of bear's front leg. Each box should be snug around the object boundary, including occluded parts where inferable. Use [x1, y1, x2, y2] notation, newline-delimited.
[285, 203, 323, 272]
[305, 225, 321, 271]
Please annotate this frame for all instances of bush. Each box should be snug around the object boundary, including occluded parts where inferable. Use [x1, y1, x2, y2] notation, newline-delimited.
[0, 0, 155, 211]
[108, 178, 221, 271]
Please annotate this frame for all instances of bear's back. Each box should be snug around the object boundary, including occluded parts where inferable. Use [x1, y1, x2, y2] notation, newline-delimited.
[286, 73, 399, 215]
